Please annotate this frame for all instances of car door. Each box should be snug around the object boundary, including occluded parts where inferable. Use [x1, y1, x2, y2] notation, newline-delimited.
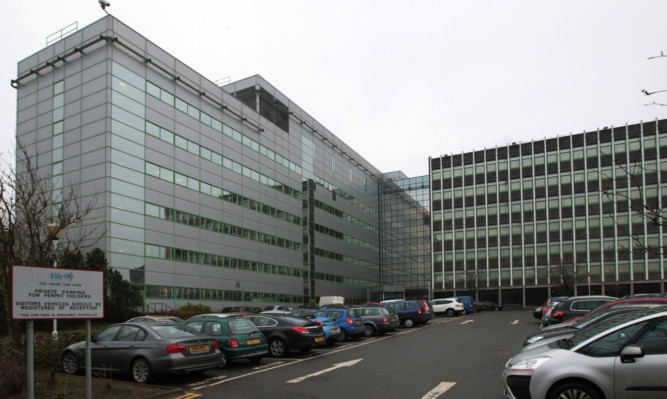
[90, 325, 123, 371]
[105, 325, 147, 373]
[248, 315, 279, 340]
[613, 317, 667, 399]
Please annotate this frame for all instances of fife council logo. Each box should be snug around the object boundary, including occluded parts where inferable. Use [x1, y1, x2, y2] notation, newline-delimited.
[50, 272, 74, 282]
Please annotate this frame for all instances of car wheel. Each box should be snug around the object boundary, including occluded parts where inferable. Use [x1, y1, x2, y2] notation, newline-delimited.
[326, 337, 337, 346]
[220, 351, 230, 368]
[364, 324, 376, 337]
[131, 358, 152, 384]
[269, 338, 288, 357]
[494, 306, 501, 311]
[548, 381, 601, 399]
[461, 309, 468, 315]
[338, 329, 348, 341]
[404, 318, 415, 328]
[445, 308, 455, 317]
[62, 352, 79, 375]
[248, 356, 262, 363]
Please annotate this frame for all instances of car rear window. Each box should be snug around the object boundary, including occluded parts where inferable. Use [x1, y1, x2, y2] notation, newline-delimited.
[229, 319, 260, 334]
[282, 315, 312, 325]
[151, 324, 200, 338]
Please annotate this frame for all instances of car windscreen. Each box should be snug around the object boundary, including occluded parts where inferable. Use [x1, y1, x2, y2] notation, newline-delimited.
[228, 318, 260, 334]
[569, 306, 667, 348]
[150, 324, 201, 338]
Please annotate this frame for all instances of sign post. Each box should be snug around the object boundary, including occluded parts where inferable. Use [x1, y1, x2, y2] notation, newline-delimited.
[12, 265, 104, 399]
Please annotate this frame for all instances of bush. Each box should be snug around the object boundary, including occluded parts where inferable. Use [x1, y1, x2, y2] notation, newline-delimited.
[0, 340, 26, 397]
[179, 303, 211, 313]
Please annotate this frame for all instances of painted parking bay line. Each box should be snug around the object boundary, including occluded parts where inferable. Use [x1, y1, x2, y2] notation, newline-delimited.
[286, 358, 363, 383]
[421, 382, 456, 399]
[460, 320, 474, 325]
[174, 393, 202, 399]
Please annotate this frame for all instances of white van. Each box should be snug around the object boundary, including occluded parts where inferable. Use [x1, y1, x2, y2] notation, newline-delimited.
[319, 296, 345, 307]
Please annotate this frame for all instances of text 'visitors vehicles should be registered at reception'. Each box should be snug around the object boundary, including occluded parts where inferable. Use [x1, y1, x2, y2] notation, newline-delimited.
[12, 265, 104, 320]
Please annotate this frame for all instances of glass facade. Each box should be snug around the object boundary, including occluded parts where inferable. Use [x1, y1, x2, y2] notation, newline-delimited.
[14, 16, 384, 311]
[377, 173, 431, 300]
[430, 122, 667, 306]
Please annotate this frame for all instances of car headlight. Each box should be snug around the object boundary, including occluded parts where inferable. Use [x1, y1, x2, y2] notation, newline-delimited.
[526, 335, 543, 344]
[510, 356, 551, 372]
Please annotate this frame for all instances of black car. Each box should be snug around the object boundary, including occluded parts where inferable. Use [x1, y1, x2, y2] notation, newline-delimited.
[543, 295, 617, 326]
[476, 300, 503, 311]
[246, 314, 325, 357]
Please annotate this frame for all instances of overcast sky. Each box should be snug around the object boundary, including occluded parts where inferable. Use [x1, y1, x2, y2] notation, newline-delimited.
[3, 1, 667, 178]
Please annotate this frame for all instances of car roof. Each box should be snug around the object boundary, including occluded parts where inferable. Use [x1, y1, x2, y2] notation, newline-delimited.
[187, 313, 241, 319]
[126, 315, 185, 322]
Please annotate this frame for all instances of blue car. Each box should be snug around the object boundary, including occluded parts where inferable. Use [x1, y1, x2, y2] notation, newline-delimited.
[311, 307, 365, 341]
[302, 315, 341, 345]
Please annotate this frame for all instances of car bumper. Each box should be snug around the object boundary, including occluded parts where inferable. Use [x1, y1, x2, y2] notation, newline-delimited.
[151, 351, 222, 374]
[229, 345, 268, 360]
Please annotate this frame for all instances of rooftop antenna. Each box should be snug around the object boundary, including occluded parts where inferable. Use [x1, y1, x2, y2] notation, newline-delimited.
[99, 0, 110, 13]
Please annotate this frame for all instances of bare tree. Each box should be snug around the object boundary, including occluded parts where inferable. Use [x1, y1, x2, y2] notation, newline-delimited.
[548, 261, 579, 297]
[600, 160, 665, 258]
[0, 142, 102, 346]
[461, 270, 485, 302]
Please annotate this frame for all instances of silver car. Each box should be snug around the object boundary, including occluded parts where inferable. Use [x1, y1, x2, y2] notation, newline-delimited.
[62, 322, 222, 383]
[503, 306, 667, 399]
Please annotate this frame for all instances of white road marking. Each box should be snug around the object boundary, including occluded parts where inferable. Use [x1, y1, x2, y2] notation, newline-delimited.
[286, 358, 363, 383]
[511, 320, 519, 325]
[193, 320, 453, 390]
[421, 382, 456, 399]
[460, 320, 474, 324]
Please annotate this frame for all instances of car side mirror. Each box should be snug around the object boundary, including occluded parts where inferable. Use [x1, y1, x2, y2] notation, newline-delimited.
[620, 344, 644, 363]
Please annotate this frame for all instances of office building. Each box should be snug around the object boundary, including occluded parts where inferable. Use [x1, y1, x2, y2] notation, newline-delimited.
[13, 16, 403, 310]
[430, 120, 667, 306]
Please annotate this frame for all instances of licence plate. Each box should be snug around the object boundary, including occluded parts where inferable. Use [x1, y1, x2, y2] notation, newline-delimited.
[355, 321, 362, 325]
[189, 345, 209, 353]
[331, 328, 339, 333]
[247, 339, 260, 345]
[315, 337, 324, 342]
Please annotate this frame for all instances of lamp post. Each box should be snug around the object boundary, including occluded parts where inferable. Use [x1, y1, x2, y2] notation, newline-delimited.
[46, 223, 64, 340]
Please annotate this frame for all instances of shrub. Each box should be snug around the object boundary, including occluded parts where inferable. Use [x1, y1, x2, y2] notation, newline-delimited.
[179, 303, 211, 313]
[0, 340, 26, 396]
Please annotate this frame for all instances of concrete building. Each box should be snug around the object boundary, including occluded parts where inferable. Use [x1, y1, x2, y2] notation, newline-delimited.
[430, 120, 667, 306]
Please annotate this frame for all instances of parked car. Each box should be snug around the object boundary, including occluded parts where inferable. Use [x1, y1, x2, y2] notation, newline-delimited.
[126, 315, 186, 323]
[541, 295, 617, 327]
[246, 314, 325, 357]
[446, 296, 476, 314]
[381, 299, 432, 328]
[538, 300, 564, 329]
[476, 301, 503, 311]
[522, 306, 649, 350]
[311, 307, 365, 340]
[223, 306, 260, 315]
[61, 322, 221, 383]
[430, 298, 464, 317]
[532, 296, 568, 320]
[503, 306, 667, 399]
[185, 314, 267, 367]
[540, 297, 667, 331]
[357, 306, 399, 336]
[263, 305, 292, 313]
[301, 314, 341, 345]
